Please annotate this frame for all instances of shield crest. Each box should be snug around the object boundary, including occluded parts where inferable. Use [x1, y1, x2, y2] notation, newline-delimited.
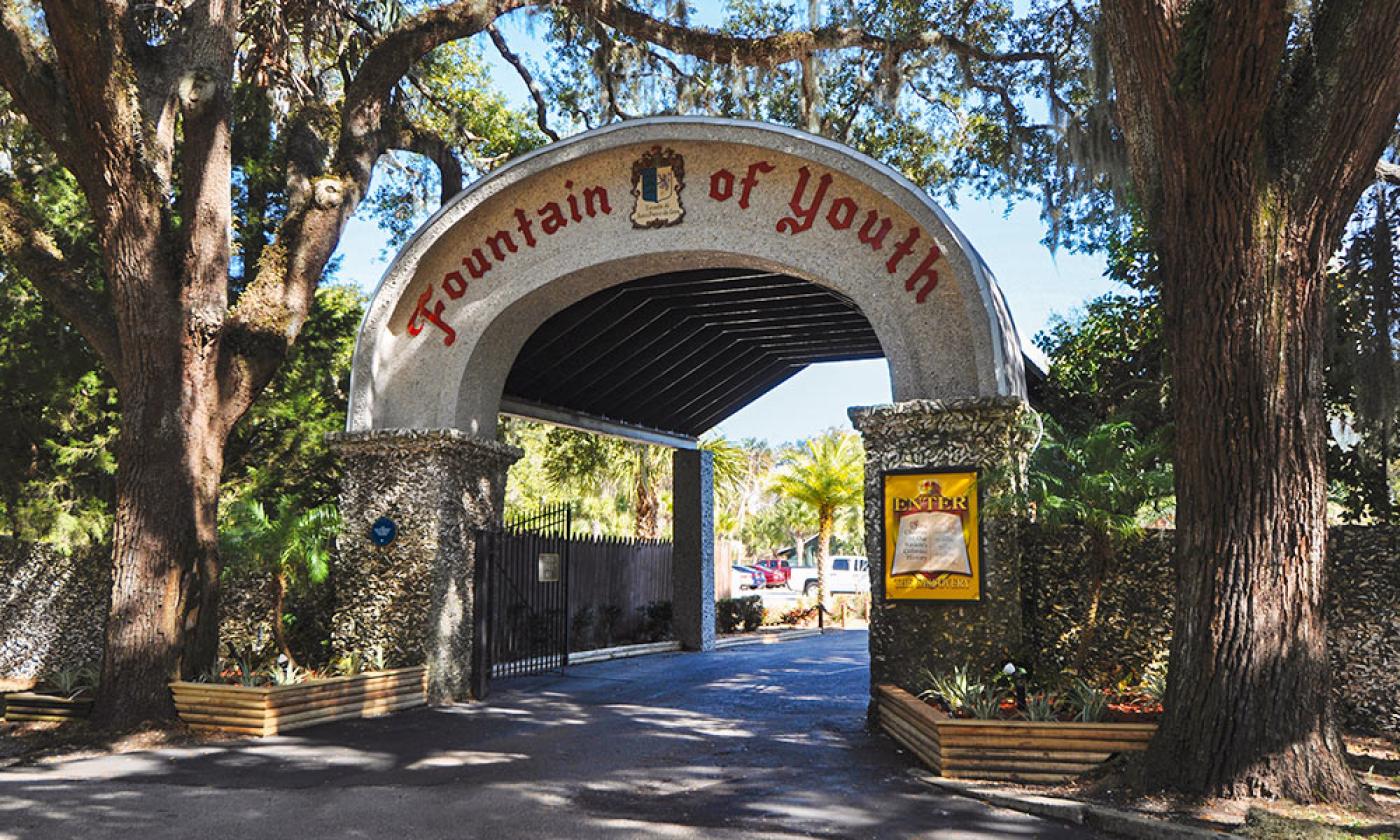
[630, 146, 685, 228]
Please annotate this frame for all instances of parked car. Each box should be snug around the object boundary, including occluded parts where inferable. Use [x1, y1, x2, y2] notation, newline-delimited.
[790, 555, 870, 598]
[751, 557, 792, 588]
[731, 565, 766, 592]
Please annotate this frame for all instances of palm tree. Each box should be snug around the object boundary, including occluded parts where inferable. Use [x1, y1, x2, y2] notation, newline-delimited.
[220, 496, 340, 667]
[772, 431, 865, 606]
[701, 434, 768, 539]
[1028, 419, 1173, 670]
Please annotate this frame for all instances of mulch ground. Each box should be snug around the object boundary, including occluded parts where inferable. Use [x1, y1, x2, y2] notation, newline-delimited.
[980, 734, 1400, 838]
[0, 719, 237, 769]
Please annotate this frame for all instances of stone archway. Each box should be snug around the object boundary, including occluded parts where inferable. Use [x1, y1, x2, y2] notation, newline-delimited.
[331, 117, 1033, 702]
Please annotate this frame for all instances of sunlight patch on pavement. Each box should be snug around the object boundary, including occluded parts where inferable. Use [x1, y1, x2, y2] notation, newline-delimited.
[602, 705, 755, 738]
[404, 750, 528, 770]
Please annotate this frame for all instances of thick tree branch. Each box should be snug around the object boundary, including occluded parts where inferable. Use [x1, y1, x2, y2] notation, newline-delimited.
[1379, 159, 1400, 186]
[174, 0, 238, 355]
[1288, 0, 1400, 227]
[340, 0, 532, 191]
[487, 23, 558, 141]
[39, 0, 145, 190]
[1096, 0, 1181, 216]
[0, 2, 86, 184]
[220, 0, 545, 418]
[388, 122, 465, 201]
[573, 0, 1053, 69]
[0, 193, 122, 374]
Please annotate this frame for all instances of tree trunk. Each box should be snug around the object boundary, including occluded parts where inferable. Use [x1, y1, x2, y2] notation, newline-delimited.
[815, 509, 833, 609]
[91, 206, 230, 727]
[92, 373, 225, 727]
[1365, 192, 1395, 522]
[635, 448, 659, 539]
[271, 571, 297, 668]
[1071, 530, 1113, 675]
[1141, 191, 1364, 802]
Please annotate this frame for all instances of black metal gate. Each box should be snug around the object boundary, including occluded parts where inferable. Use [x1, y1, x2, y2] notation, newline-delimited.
[470, 503, 571, 699]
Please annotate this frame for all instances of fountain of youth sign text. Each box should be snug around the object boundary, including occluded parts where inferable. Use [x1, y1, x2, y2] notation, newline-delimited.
[404, 144, 950, 346]
[881, 469, 981, 602]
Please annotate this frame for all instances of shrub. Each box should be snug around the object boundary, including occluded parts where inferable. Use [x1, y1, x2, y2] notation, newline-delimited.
[716, 595, 764, 634]
[570, 605, 596, 651]
[832, 593, 871, 622]
[41, 665, 98, 697]
[599, 604, 623, 646]
[637, 600, 673, 642]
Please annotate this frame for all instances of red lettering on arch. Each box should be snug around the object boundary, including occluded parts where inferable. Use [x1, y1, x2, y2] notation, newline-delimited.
[407, 287, 457, 346]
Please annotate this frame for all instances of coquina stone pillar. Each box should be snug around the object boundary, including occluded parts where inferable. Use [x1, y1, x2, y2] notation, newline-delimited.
[672, 448, 716, 652]
[328, 429, 521, 703]
[850, 398, 1035, 694]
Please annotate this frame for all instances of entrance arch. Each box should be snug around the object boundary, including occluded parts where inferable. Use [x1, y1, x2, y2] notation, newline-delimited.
[332, 118, 1034, 702]
[347, 117, 1024, 436]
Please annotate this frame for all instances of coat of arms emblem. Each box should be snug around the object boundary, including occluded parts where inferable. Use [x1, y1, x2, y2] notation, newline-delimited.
[630, 146, 685, 229]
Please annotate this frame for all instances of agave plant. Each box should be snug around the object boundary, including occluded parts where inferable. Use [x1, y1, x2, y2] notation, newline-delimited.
[918, 665, 983, 715]
[225, 642, 266, 687]
[44, 665, 98, 697]
[967, 685, 1009, 720]
[1140, 659, 1168, 704]
[1067, 679, 1110, 722]
[268, 659, 306, 686]
[1024, 692, 1062, 722]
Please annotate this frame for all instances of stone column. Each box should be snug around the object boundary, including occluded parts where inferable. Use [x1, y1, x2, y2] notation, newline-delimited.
[328, 429, 521, 703]
[850, 398, 1035, 693]
[672, 448, 716, 652]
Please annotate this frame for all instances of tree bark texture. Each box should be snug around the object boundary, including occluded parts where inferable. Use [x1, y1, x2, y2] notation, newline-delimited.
[1100, 0, 1400, 802]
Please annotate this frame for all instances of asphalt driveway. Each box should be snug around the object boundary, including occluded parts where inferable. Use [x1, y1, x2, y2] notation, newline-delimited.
[0, 630, 1098, 839]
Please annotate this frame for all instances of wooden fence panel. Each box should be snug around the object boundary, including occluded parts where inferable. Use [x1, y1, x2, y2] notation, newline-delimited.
[566, 536, 674, 650]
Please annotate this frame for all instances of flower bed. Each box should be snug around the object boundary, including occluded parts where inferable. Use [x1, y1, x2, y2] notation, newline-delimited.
[170, 666, 426, 736]
[875, 683, 1157, 783]
[2, 691, 94, 723]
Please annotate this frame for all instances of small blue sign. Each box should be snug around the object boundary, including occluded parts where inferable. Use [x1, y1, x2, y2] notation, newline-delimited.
[370, 516, 397, 547]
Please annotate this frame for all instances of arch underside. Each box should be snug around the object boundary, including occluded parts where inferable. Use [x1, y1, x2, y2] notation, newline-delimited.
[503, 267, 884, 437]
[347, 118, 1027, 436]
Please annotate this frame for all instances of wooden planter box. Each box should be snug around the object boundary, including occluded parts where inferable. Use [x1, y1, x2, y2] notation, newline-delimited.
[875, 683, 1157, 784]
[3, 692, 94, 723]
[170, 666, 427, 737]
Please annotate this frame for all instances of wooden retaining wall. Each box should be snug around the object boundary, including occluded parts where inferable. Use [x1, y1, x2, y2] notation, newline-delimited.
[170, 666, 426, 736]
[2, 692, 93, 722]
[875, 683, 1156, 784]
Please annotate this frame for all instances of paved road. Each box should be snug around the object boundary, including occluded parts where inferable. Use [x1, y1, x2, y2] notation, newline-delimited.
[0, 631, 1098, 839]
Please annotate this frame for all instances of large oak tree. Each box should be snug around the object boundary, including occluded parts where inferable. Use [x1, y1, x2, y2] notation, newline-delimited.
[0, 0, 540, 727]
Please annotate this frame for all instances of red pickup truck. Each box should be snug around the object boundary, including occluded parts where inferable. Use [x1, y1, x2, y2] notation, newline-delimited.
[750, 557, 793, 588]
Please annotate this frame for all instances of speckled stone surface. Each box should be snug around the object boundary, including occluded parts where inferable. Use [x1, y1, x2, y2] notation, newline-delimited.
[672, 449, 716, 652]
[329, 429, 521, 702]
[1023, 523, 1400, 737]
[850, 398, 1037, 694]
[0, 539, 109, 684]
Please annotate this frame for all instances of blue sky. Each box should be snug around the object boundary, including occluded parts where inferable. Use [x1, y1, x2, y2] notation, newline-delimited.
[332, 8, 1123, 445]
